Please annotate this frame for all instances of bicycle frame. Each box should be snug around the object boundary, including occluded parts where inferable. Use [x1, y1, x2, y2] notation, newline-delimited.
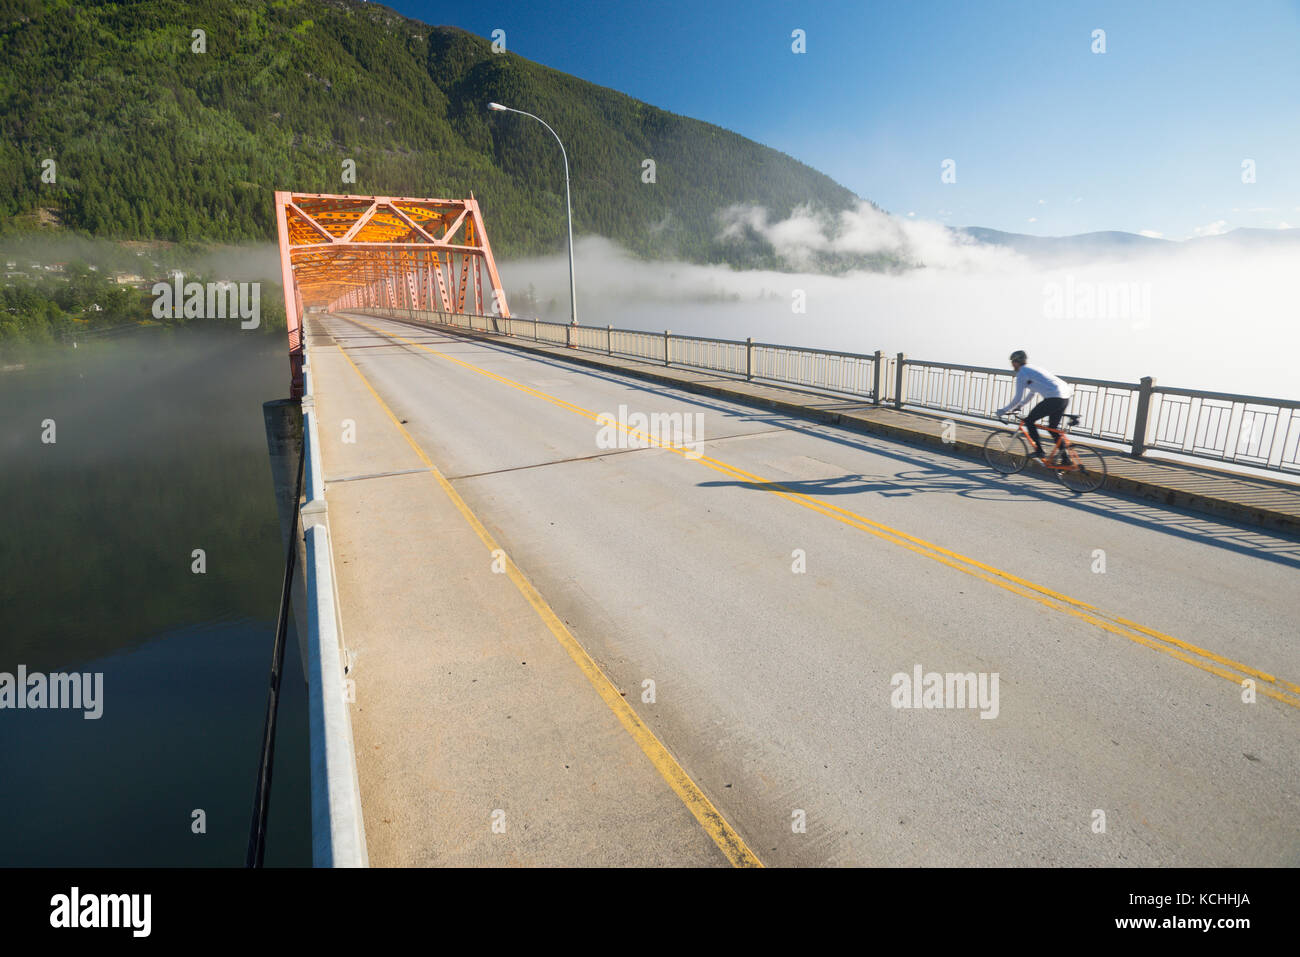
[1011, 417, 1078, 471]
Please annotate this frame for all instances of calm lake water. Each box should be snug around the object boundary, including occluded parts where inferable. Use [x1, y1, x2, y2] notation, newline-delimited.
[0, 327, 310, 866]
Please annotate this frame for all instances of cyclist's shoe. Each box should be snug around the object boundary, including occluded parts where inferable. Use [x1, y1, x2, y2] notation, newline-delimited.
[1028, 449, 1046, 461]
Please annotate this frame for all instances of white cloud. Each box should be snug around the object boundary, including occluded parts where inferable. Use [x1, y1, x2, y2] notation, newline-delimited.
[1027, 217, 1038, 223]
[1189, 219, 1229, 238]
[716, 201, 1026, 271]
[1138, 229, 1164, 239]
[1036, 199, 1046, 206]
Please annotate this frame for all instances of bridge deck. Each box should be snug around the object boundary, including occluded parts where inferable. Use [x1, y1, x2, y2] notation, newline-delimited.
[308, 310, 1300, 867]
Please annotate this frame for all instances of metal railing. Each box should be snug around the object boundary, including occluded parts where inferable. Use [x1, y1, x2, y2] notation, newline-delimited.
[899, 359, 1140, 445]
[356, 306, 1300, 476]
[1145, 387, 1300, 472]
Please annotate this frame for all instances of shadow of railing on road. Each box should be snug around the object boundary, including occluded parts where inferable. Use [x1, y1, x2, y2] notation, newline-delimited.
[699, 464, 1300, 569]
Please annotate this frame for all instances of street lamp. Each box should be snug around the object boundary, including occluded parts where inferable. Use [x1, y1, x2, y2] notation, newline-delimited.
[487, 102, 577, 327]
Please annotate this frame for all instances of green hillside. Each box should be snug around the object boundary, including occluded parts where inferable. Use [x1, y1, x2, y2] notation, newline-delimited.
[0, 0, 863, 267]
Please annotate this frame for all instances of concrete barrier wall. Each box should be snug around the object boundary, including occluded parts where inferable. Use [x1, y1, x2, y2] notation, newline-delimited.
[300, 350, 369, 868]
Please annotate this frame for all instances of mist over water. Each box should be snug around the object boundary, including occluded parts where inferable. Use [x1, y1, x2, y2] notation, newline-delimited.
[0, 328, 309, 865]
[503, 232, 1299, 399]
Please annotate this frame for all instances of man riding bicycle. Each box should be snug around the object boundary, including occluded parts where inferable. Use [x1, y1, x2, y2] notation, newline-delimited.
[995, 350, 1073, 461]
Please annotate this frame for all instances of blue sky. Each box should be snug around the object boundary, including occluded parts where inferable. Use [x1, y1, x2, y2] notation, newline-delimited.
[385, 0, 1300, 239]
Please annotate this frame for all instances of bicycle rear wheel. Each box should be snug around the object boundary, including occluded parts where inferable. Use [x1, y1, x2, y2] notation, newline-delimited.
[1058, 443, 1107, 493]
[983, 429, 1030, 474]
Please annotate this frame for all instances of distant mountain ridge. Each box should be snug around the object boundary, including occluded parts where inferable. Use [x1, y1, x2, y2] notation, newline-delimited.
[956, 225, 1300, 262]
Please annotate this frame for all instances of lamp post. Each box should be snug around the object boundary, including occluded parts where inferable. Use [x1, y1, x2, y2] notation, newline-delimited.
[487, 102, 577, 327]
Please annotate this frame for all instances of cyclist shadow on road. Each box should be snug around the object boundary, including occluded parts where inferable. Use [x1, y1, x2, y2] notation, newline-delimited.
[698, 468, 1029, 501]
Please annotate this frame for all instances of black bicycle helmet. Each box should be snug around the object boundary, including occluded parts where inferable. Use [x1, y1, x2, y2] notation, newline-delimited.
[1009, 350, 1027, 363]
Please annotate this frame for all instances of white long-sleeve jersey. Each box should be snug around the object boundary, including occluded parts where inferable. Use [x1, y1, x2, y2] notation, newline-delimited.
[997, 364, 1073, 415]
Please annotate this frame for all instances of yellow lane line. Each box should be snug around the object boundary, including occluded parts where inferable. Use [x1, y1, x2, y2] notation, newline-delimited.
[340, 313, 1300, 711]
[333, 341, 763, 868]
[694, 453, 1300, 697]
[682, 451, 1300, 709]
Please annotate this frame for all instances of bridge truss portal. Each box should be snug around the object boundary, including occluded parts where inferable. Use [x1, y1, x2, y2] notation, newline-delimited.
[274, 191, 511, 396]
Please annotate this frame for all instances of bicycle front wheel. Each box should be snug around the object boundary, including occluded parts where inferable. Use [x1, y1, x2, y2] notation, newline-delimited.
[1058, 443, 1107, 493]
[983, 429, 1030, 474]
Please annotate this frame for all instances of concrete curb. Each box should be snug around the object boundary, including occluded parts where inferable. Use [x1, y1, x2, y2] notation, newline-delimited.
[349, 310, 1300, 538]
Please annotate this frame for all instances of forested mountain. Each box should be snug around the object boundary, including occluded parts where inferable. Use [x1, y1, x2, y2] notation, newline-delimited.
[0, 0, 862, 266]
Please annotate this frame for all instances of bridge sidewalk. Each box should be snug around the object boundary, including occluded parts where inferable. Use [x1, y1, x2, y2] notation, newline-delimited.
[362, 314, 1300, 537]
[303, 320, 730, 866]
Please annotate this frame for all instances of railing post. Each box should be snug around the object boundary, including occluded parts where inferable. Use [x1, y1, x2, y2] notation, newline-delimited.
[533, 317, 538, 342]
[894, 353, 906, 410]
[872, 350, 883, 406]
[1130, 376, 1156, 457]
[607, 324, 612, 356]
[664, 329, 671, 366]
[746, 337, 753, 380]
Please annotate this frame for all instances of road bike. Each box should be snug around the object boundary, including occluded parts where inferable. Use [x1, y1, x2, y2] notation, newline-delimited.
[981, 412, 1107, 493]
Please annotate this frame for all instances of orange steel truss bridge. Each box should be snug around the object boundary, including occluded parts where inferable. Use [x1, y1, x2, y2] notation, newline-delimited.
[274, 191, 510, 396]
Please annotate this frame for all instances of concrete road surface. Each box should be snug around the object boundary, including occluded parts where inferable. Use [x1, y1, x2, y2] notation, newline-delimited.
[321, 311, 1300, 867]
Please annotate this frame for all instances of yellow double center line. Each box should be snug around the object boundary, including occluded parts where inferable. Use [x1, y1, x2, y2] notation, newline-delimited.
[341, 313, 1300, 714]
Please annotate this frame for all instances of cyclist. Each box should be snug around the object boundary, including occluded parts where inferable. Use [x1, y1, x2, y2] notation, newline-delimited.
[996, 350, 1073, 461]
